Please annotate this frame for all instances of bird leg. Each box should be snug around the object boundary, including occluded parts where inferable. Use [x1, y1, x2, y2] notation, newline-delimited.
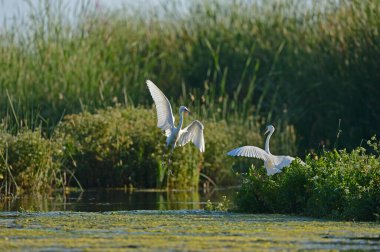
[161, 147, 167, 168]
[167, 147, 175, 176]
[160, 145, 174, 179]
[168, 148, 174, 165]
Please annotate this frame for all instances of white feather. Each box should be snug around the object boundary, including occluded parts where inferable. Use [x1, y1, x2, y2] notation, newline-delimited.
[227, 146, 269, 161]
[147, 80, 205, 153]
[177, 120, 205, 152]
[227, 125, 305, 176]
[146, 80, 175, 136]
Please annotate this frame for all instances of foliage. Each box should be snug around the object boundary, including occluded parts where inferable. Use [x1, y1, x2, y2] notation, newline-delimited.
[55, 106, 271, 190]
[0, 0, 378, 150]
[236, 136, 380, 221]
[0, 105, 294, 195]
[204, 196, 231, 212]
[203, 121, 258, 185]
[0, 128, 64, 195]
[55, 106, 201, 190]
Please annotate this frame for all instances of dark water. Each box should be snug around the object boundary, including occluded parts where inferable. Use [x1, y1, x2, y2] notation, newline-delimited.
[0, 187, 237, 212]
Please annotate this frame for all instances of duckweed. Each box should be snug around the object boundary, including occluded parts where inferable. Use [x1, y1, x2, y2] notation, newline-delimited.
[0, 211, 379, 251]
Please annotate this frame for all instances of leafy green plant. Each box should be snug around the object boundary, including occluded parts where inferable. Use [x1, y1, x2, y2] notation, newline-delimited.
[0, 127, 64, 195]
[55, 106, 203, 190]
[55, 106, 287, 190]
[204, 196, 231, 212]
[236, 137, 380, 221]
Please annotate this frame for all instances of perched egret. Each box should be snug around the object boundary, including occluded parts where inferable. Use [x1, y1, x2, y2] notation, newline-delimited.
[146, 80, 205, 157]
[227, 125, 304, 175]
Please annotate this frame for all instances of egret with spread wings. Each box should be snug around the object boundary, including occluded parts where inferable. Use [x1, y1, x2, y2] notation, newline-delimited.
[227, 125, 304, 175]
[147, 80, 205, 158]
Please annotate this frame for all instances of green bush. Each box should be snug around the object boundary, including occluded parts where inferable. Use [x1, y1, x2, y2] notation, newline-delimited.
[0, 105, 295, 195]
[55, 106, 274, 190]
[203, 121, 267, 185]
[236, 137, 380, 221]
[56, 106, 203, 190]
[0, 128, 63, 195]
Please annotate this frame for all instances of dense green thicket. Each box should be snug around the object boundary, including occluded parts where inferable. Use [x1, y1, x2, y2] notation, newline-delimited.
[55, 106, 270, 190]
[0, 128, 64, 195]
[236, 137, 380, 221]
[3, 106, 292, 194]
[0, 0, 378, 151]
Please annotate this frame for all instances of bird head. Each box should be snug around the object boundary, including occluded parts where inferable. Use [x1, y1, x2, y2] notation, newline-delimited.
[179, 106, 191, 115]
[265, 125, 275, 135]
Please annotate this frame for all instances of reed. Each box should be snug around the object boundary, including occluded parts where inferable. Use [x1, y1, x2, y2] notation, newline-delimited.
[0, 0, 378, 151]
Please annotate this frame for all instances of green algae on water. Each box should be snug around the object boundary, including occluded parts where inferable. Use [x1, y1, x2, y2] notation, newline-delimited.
[0, 211, 379, 251]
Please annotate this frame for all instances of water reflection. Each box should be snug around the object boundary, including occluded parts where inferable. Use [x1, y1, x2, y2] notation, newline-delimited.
[0, 187, 237, 212]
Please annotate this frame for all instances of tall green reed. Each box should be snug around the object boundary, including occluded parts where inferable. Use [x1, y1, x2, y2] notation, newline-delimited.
[1, 0, 378, 152]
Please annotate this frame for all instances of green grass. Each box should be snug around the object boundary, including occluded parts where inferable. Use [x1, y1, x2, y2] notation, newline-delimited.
[0, 0, 378, 150]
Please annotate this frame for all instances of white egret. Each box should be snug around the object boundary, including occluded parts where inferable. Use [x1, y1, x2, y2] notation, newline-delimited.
[227, 125, 304, 176]
[146, 80, 205, 157]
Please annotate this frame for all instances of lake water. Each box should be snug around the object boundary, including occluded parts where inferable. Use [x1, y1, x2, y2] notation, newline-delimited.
[0, 187, 237, 212]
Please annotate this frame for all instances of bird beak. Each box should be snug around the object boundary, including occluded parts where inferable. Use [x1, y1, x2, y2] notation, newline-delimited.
[264, 128, 270, 135]
[185, 109, 191, 115]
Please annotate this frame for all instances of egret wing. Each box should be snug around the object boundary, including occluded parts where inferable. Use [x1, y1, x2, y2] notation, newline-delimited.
[275, 156, 305, 170]
[146, 80, 175, 136]
[227, 146, 269, 161]
[274, 156, 294, 170]
[177, 120, 205, 152]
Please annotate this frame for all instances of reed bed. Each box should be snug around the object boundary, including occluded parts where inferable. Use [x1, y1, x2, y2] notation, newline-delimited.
[0, 0, 378, 150]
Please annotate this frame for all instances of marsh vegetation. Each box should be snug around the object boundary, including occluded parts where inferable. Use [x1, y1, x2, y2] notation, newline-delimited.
[0, 0, 379, 224]
[237, 137, 380, 221]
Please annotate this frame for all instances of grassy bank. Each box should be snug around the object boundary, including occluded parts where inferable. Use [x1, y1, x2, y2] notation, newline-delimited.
[0, 0, 379, 150]
[235, 137, 380, 221]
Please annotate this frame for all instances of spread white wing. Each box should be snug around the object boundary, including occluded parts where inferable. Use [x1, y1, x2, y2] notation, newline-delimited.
[227, 146, 269, 161]
[274, 156, 294, 170]
[275, 156, 305, 168]
[177, 120, 205, 152]
[146, 80, 175, 136]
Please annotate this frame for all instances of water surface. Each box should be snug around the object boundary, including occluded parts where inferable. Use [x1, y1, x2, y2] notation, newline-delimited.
[1, 187, 236, 212]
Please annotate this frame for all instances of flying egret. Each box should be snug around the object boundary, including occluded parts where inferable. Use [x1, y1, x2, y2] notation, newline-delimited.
[146, 80, 205, 158]
[227, 125, 304, 176]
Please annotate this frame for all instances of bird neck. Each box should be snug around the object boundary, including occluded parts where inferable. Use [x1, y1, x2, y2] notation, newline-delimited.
[177, 111, 184, 129]
[265, 129, 274, 154]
